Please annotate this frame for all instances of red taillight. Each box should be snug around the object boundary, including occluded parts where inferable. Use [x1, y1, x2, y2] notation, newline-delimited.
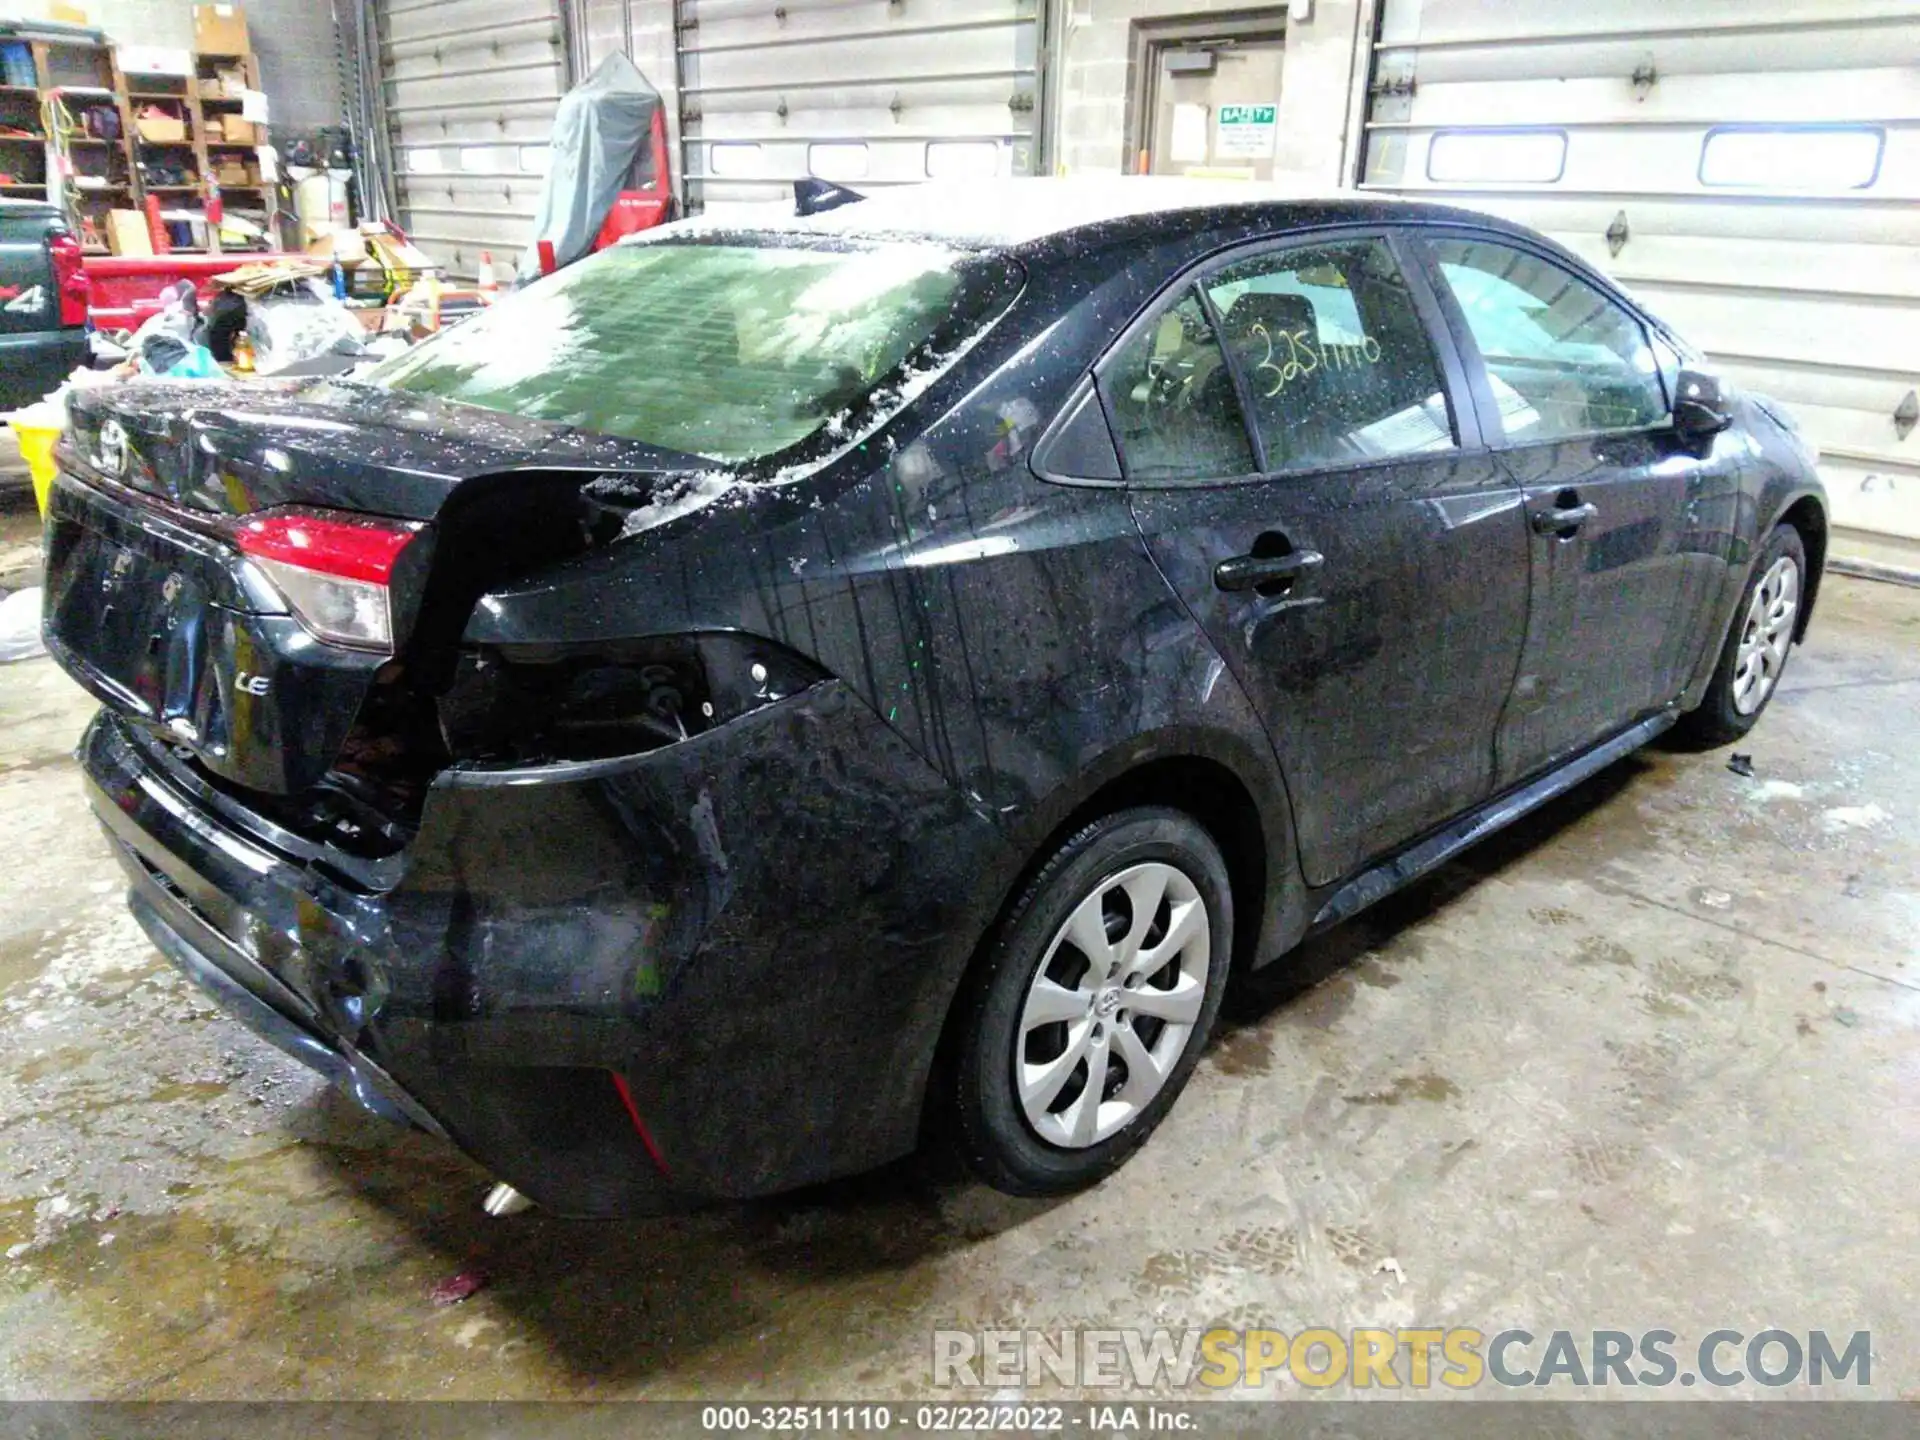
[48, 231, 89, 328]
[235, 509, 421, 651]
[237, 510, 416, 583]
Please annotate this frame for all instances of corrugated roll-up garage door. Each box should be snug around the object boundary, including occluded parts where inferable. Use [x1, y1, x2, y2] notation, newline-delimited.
[678, 0, 1043, 221]
[1358, 0, 1920, 576]
[378, 0, 568, 278]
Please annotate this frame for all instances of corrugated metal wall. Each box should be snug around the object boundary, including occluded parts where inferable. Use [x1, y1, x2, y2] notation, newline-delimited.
[379, 0, 1042, 264]
[376, 0, 567, 278]
[1356, 0, 1920, 574]
[670, 0, 1042, 221]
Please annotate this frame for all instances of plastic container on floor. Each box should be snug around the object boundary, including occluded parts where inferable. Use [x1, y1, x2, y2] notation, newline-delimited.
[5, 408, 62, 518]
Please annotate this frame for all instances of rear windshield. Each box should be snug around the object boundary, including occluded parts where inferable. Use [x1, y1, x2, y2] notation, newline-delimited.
[0, 208, 59, 245]
[366, 237, 1018, 463]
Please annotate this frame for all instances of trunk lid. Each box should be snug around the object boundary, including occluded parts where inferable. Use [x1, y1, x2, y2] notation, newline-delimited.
[45, 379, 709, 802]
[61, 378, 618, 519]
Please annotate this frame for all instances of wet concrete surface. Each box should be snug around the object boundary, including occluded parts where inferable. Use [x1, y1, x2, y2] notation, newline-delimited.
[1, 486, 1916, 1399]
[0, 492, 41, 596]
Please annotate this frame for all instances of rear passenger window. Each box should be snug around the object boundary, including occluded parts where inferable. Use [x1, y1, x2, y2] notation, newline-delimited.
[1101, 289, 1256, 483]
[1432, 238, 1667, 440]
[1202, 239, 1455, 470]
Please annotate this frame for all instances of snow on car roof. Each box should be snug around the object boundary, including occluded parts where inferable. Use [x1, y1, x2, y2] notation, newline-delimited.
[662, 177, 1444, 251]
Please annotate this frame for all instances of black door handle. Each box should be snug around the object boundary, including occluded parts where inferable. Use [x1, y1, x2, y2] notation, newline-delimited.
[1213, 548, 1324, 593]
[1531, 501, 1598, 536]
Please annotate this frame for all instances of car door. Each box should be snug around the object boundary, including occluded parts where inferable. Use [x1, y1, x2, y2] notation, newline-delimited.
[1106, 232, 1532, 889]
[1414, 232, 1727, 786]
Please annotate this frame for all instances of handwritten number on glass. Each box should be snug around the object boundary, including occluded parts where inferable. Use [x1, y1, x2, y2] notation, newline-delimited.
[1247, 323, 1383, 398]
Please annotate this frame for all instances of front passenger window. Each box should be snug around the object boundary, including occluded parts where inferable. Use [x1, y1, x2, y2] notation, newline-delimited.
[1432, 238, 1668, 441]
[1101, 289, 1256, 483]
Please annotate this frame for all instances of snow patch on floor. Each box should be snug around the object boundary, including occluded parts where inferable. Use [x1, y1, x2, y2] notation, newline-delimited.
[1822, 803, 1891, 832]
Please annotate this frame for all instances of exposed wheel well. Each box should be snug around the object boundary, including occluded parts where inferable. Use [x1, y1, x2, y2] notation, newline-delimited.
[1779, 496, 1827, 641]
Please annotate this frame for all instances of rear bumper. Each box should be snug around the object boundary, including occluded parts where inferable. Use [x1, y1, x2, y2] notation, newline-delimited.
[79, 684, 1013, 1216]
[122, 885, 441, 1136]
[86, 716, 455, 1141]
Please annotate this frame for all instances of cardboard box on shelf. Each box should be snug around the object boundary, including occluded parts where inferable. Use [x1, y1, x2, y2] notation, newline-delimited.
[197, 78, 224, 100]
[214, 159, 255, 186]
[194, 4, 250, 58]
[134, 113, 188, 144]
[121, 45, 193, 77]
[105, 209, 153, 257]
[219, 118, 259, 145]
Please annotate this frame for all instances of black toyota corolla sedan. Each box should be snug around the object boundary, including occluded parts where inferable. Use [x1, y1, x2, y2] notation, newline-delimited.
[41, 179, 1825, 1215]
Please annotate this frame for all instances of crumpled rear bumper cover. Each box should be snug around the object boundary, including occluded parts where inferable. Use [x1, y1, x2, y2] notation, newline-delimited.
[78, 682, 1013, 1216]
[85, 717, 460, 1145]
[123, 884, 442, 1136]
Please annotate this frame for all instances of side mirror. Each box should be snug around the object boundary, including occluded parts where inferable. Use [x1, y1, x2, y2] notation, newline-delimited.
[1672, 366, 1734, 440]
[794, 179, 866, 216]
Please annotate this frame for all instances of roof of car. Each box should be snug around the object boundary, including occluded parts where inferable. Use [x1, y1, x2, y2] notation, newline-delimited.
[664, 177, 1507, 252]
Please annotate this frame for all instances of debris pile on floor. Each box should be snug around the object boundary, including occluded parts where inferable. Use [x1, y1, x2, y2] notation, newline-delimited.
[1, 220, 503, 501]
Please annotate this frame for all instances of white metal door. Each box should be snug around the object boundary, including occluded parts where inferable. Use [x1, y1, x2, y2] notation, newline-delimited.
[1356, 0, 1920, 575]
[377, 0, 567, 278]
[676, 0, 1043, 221]
[1143, 39, 1288, 179]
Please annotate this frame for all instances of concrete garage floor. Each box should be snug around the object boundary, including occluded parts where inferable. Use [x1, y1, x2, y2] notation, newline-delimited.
[0, 487, 1915, 1400]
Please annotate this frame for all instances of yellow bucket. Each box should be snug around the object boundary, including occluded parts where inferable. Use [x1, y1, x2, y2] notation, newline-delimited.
[12, 422, 60, 519]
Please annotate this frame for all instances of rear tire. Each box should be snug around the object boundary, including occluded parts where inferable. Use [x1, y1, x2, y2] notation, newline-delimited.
[943, 807, 1232, 1197]
[1679, 522, 1807, 746]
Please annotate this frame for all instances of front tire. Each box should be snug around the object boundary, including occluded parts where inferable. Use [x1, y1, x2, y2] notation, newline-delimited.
[944, 807, 1232, 1196]
[1680, 522, 1807, 746]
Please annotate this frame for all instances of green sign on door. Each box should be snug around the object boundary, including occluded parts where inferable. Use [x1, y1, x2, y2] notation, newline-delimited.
[1217, 103, 1278, 159]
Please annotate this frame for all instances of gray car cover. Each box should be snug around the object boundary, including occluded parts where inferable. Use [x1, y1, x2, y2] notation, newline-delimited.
[519, 53, 662, 281]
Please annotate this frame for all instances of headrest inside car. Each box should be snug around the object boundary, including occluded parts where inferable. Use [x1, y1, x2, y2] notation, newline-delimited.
[1226, 291, 1319, 342]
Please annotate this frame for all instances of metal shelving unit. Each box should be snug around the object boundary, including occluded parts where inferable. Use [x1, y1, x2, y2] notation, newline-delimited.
[1, 22, 282, 255]
[0, 29, 139, 251]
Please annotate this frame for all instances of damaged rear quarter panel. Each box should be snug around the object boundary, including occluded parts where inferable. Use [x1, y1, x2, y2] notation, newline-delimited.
[376, 680, 1015, 1202]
